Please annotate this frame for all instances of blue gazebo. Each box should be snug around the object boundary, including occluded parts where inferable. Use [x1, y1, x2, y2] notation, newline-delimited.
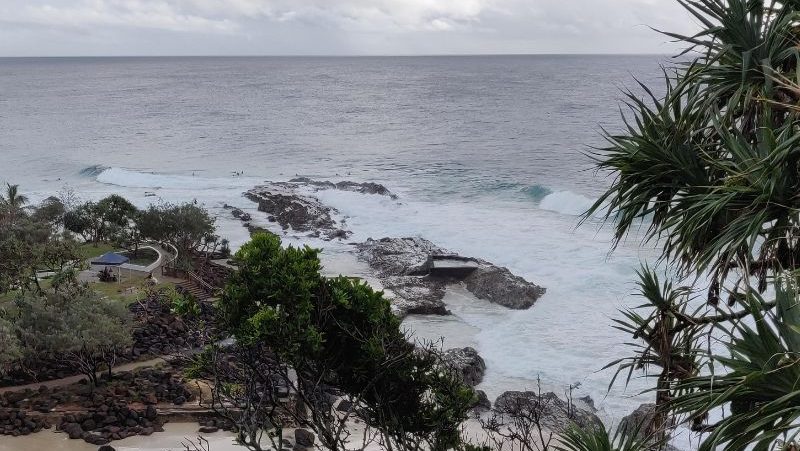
[91, 252, 130, 282]
[91, 252, 130, 266]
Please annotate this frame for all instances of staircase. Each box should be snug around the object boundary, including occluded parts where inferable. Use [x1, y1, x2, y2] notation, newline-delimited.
[174, 280, 212, 301]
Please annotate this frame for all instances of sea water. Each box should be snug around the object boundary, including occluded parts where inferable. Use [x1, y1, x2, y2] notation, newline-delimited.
[0, 55, 669, 428]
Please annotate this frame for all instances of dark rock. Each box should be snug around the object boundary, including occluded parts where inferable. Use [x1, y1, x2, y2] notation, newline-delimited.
[98, 446, 117, 451]
[144, 405, 158, 421]
[62, 422, 83, 439]
[83, 433, 110, 445]
[336, 399, 354, 413]
[463, 265, 546, 310]
[295, 428, 316, 447]
[199, 426, 219, 434]
[288, 177, 398, 199]
[382, 276, 448, 318]
[245, 184, 350, 240]
[441, 347, 486, 386]
[471, 390, 491, 411]
[619, 403, 668, 440]
[493, 391, 603, 433]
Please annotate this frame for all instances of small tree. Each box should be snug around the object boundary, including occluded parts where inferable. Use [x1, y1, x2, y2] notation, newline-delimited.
[201, 233, 473, 451]
[137, 202, 216, 267]
[0, 317, 21, 376]
[15, 288, 132, 385]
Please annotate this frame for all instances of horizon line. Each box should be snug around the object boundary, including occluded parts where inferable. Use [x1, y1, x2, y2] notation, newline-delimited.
[0, 52, 673, 59]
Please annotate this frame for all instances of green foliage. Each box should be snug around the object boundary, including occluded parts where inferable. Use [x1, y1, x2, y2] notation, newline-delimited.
[0, 317, 21, 376]
[555, 426, 650, 451]
[64, 195, 138, 244]
[10, 287, 133, 385]
[586, 0, 800, 290]
[671, 278, 800, 451]
[136, 202, 216, 264]
[218, 232, 473, 450]
[0, 186, 81, 293]
[586, 1, 800, 449]
[0, 183, 29, 224]
[165, 285, 201, 317]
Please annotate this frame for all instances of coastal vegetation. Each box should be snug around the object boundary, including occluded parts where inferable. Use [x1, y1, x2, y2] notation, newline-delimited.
[191, 232, 475, 451]
[581, 0, 800, 449]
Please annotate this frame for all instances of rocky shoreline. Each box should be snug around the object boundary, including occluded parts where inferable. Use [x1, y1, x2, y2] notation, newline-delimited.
[356, 237, 546, 317]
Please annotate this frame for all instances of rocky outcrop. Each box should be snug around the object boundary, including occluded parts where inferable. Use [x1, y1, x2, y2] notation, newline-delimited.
[382, 276, 448, 317]
[245, 184, 351, 240]
[357, 237, 446, 276]
[463, 265, 546, 310]
[493, 391, 603, 433]
[442, 347, 486, 387]
[356, 237, 546, 313]
[289, 177, 398, 199]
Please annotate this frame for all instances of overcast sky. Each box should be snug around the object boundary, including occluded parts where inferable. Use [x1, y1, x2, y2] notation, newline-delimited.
[0, 0, 699, 56]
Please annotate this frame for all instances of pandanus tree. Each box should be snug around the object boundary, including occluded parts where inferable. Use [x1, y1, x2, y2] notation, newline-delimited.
[574, 0, 800, 450]
[0, 183, 29, 224]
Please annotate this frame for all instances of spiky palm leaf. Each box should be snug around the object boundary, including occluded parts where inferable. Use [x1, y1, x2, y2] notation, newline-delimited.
[555, 426, 653, 451]
[586, 0, 800, 292]
[670, 277, 800, 451]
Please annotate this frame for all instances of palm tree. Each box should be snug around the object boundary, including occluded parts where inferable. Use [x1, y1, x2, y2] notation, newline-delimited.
[576, 0, 800, 450]
[0, 183, 29, 224]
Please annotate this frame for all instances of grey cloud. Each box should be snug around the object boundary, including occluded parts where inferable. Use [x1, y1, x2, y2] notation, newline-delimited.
[0, 0, 699, 55]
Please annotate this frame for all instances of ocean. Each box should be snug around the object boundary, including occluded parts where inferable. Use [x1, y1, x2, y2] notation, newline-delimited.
[0, 55, 667, 427]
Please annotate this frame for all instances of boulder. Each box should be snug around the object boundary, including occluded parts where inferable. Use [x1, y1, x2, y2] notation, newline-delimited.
[441, 347, 486, 386]
[463, 265, 546, 310]
[493, 391, 603, 433]
[619, 403, 667, 440]
[382, 276, 448, 317]
[295, 428, 316, 447]
[471, 390, 491, 411]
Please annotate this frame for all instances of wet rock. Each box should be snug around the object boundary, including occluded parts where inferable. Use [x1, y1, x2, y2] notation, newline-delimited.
[356, 237, 546, 311]
[463, 265, 546, 310]
[288, 177, 398, 199]
[442, 347, 486, 386]
[357, 237, 445, 277]
[493, 391, 603, 433]
[382, 276, 448, 317]
[245, 184, 351, 240]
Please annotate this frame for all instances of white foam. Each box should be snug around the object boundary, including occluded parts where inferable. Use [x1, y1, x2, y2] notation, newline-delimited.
[539, 189, 603, 217]
[96, 167, 262, 190]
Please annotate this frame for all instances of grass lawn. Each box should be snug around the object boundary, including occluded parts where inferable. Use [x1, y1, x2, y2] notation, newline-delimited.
[77, 242, 119, 260]
[90, 274, 171, 304]
[121, 248, 159, 266]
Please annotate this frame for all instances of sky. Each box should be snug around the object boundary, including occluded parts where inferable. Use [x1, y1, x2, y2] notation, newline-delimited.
[0, 0, 699, 56]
